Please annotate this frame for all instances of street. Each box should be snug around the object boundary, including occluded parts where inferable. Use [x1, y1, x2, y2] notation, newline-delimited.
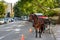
[0, 0, 60, 40]
[0, 21, 55, 40]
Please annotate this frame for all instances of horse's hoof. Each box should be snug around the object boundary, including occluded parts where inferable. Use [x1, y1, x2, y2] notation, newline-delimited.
[43, 32, 44, 33]
[49, 32, 51, 34]
[39, 36, 41, 38]
[35, 37, 37, 38]
[35, 36, 37, 38]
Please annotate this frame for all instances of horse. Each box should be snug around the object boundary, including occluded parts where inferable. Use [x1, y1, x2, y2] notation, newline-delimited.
[29, 13, 45, 38]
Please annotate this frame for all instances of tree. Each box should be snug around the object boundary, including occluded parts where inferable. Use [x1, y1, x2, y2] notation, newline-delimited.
[0, 1, 7, 18]
[34, 0, 59, 16]
[13, 0, 59, 17]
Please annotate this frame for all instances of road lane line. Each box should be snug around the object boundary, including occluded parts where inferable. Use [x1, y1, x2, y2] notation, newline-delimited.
[0, 24, 24, 30]
[0, 21, 26, 39]
[0, 25, 15, 29]
[0, 36, 5, 39]
[0, 24, 24, 31]
[0, 31, 14, 40]
[0, 25, 23, 39]
[18, 25, 24, 27]
[14, 29, 21, 31]
[5, 29, 13, 31]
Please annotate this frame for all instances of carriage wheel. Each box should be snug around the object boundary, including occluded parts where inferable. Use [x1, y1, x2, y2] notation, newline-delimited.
[48, 24, 52, 34]
[45, 24, 51, 34]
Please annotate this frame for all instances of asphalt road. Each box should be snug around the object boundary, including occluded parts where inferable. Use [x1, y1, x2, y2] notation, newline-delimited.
[0, 21, 55, 40]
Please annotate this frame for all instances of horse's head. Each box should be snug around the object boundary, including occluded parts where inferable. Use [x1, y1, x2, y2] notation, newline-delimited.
[29, 14, 33, 21]
[29, 13, 38, 22]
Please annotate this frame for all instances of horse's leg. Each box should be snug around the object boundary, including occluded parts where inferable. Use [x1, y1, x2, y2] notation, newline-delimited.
[35, 29, 38, 38]
[41, 24, 45, 33]
[39, 25, 44, 38]
[43, 24, 45, 33]
[39, 29, 41, 38]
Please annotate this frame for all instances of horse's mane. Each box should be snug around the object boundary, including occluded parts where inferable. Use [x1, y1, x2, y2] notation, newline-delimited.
[33, 14, 38, 20]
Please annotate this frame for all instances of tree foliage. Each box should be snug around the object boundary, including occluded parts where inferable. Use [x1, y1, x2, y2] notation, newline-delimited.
[0, 1, 7, 18]
[13, 0, 59, 17]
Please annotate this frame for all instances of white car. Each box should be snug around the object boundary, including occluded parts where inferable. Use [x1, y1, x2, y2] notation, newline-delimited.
[0, 18, 5, 24]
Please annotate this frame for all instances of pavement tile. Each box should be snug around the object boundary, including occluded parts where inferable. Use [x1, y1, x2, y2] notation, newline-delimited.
[52, 25, 60, 40]
[56, 38, 60, 40]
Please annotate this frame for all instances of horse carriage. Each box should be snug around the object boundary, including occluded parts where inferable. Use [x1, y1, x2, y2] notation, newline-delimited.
[29, 13, 51, 38]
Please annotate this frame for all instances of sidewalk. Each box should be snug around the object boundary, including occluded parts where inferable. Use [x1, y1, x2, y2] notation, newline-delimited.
[52, 25, 60, 40]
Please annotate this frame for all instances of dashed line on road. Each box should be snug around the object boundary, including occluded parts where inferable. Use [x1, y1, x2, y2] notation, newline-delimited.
[0, 36, 5, 39]
[13, 28, 21, 31]
[0, 26, 23, 39]
[0, 21, 27, 40]
[18, 25, 24, 27]
[0, 29, 12, 31]
[5, 29, 13, 31]
[0, 31, 14, 40]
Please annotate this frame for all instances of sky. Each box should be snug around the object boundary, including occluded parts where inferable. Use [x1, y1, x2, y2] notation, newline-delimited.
[4, 0, 18, 3]
[4, 0, 18, 6]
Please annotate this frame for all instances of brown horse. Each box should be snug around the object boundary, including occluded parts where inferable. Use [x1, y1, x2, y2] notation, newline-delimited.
[29, 13, 44, 38]
[29, 13, 34, 22]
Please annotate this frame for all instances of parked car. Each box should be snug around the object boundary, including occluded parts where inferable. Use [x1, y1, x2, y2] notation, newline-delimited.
[10, 18, 14, 22]
[21, 16, 29, 21]
[4, 18, 14, 23]
[0, 18, 5, 24]
[13, 17, 22, 21]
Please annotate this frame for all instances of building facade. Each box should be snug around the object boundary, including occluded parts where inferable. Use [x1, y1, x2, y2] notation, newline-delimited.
[0, 0, 14, 18]
[5, 3, 14, 18]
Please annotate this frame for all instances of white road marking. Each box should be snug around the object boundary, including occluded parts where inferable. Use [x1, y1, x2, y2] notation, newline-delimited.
[14, 29, 21, 31]
[0, 26, 22, 39]
[0, 25, 16, 29]
[0, 36, 5, 39]
[0, 21, 25, 39]
[56, 38, 60, 40]
[5, 27, 11, 29]
[5, 29, 13, 31]
[18, 25, 24, 27]
[0, 30, 12, 31]
[0, 31, 13, 39]
[0, 25, 23, 32]
[15, 32, 20, 33]
[51, 34, 54, 37]
[54, 33, 57, 36]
